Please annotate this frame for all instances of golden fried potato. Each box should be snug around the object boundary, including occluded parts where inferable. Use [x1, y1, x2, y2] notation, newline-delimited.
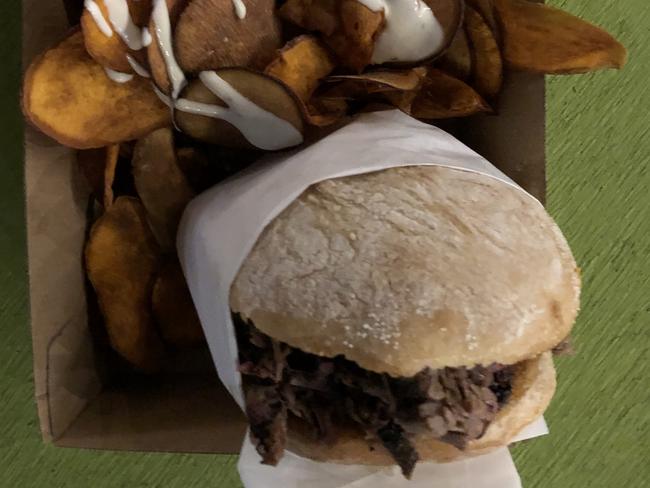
[152, 257, 204, 347]
[85, 197, 165, 372]
[81, 0, 152, 72]
[465, 6, 502, 99]
[265, 36, 336, 103]
[438, 29, 472, 81]
[174, 0, 282, 73]
[132, 128, 195, 250]
[175, 68, 304, 149]
[386, 68, 490, 119]
[279, 0, 385, 72]
[494, 0, 627, 74]
[328, 67, 427, 92]
[23, 31, 169, 149]
[466, 0, 499, 42]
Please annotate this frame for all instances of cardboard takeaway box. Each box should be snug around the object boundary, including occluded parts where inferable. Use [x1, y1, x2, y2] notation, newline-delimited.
[23, 0, 546, 454]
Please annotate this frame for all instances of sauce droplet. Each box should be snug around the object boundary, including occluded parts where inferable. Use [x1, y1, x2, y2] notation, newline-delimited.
[104, 67, 135, 83]
[232, 0, 247, 19]
[357, 0, 445, 64]
[142, 27, 153, 46]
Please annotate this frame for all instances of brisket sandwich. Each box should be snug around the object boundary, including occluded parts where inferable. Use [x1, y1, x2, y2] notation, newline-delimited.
[229, 165, 580, 477]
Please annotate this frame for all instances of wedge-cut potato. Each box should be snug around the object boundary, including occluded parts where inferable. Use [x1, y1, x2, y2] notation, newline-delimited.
[132, 127, 195, 250]
[175, 68, 304, 150]
[465, 6, 502, 99]
[23, 31, 169, 149]
[438, 29, 472, 80]
[494, 0, 627, 74]
[386, 68, 490, 119]
[279, 0, 385, 72]
[85, 197, 165, 372]
[175, 0, 282, 73]
[153, 257, 204, 347]
[328, 68, 427, 92]
[332, 0, 385, 71]
[266, 36, 336, 103]
[81, 0, 152, 72]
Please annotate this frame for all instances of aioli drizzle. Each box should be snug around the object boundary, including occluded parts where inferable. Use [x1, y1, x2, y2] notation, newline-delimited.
[85, 0, 113, 37]
[151, 0, 187, 99]
[86, 0, 302, 151]
[127, 54, 151, 77]
[357, 0, 445, 64]
[104, 0, 147, 50]
[104, 67, 135, 83]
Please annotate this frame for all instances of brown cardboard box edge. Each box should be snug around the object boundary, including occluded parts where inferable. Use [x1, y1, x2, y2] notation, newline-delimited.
[23, 0, 544, 454]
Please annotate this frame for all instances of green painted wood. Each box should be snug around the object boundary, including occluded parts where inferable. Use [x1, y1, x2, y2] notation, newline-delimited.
[1, 1, 647, 486]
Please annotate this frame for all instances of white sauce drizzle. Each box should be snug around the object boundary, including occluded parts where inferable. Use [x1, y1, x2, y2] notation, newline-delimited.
[104, 67, 134, 83]
[103, 0, 146, 50]
[126, 54, 151, 77]
[88, 0, 298, 150]
[172, 71, 303, 151]
[232, 0, 247, 19]
[141, 26, 153, 46]
[357, 0, 445, 64]
[152, 0, 187, 99]
[84, 0, 114, 37]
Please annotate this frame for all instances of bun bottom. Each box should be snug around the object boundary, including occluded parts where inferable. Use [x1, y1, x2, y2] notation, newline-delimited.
[286, 352, 556, 464]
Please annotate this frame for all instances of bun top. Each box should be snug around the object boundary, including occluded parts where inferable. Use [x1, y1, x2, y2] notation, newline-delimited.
[230, 165, 580, 377]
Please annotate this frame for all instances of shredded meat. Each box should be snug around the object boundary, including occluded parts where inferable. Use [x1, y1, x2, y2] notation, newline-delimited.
[234, 314, 515, 477]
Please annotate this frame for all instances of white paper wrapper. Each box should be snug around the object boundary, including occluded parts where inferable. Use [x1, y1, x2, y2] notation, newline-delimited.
[178, 110, 549, 487]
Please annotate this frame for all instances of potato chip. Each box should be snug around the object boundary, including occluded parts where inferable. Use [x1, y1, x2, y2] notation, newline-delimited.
[23, 31, 169, 149]
[306, 96, 349, 127]
[466, 0, 499, 42]
[437, 29, 472, 81]
[465, 6, 502, 100]
[279, 0, 385, 72]
[386, 68, 490, 119]
[494, 0, 627, 74]
[175, 68, 304, 148]
[152, 257, 204, 347]
[265, 36, 336, 103]
[81, 0, 151, 73]
[278, 0, 341, 37]
[132, 127, 195, 250]
[174, 0, 282, 74]
[85, 197, 165, 372]
[333, 0, 385, 71]
[328, 67, 427, 92]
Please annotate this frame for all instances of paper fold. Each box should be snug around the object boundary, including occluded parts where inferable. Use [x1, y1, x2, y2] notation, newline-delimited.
[178, 110, 548, 487]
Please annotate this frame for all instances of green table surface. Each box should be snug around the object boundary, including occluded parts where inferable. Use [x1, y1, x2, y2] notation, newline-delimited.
[1, 1, 648, 486]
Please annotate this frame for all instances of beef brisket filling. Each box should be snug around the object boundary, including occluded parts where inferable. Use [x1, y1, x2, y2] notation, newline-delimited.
[234, 314, 515, 478]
